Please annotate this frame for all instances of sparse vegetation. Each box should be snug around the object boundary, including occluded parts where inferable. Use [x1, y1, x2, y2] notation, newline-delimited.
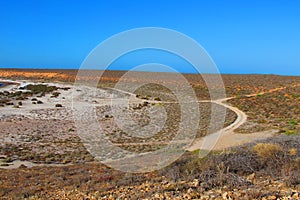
[25, 84, 58, 95]
[229, 85, 300, 133]
[51, 91, 60, 98]
[0, 69, 300, 199]
[0, 136, 299, 199]
[0, 83, 64, 108]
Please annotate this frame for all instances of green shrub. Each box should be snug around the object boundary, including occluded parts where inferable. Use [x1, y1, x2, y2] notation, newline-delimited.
[154, 97, 161, 101]
[289, 119, 298, 126]
[285, 130, 297, 135]
[25, 84, 58, 94]
[51, 92, 60, 98]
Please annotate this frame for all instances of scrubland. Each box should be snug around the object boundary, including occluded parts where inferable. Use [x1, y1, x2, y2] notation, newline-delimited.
[0, 69, 299, 199]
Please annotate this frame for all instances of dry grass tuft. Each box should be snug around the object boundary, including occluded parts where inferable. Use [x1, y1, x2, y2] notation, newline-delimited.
[252, 143, 283, 161]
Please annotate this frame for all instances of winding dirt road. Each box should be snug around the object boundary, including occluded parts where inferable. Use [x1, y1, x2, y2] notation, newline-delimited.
[187, 97, 271, 152]
[1, 80, 299, 169]
[188, 83, 300, 151]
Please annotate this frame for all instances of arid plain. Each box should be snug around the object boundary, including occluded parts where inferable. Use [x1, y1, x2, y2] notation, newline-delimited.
[0, 69, 300, 199]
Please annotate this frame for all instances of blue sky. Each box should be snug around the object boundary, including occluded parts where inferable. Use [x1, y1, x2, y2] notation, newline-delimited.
[0, 0, 300, 75]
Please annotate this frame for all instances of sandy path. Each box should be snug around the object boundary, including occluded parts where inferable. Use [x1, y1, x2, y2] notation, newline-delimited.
[187, 97, 272, 151]
[187, 84, 300, 151]
[71, 84, 287, 152]
[0, 159, 73, 169]
[245, 83, 300, 97]
[1, 79, 298, 169]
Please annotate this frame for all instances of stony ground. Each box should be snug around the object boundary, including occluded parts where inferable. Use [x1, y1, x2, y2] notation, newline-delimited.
[0, 135, 299, 199]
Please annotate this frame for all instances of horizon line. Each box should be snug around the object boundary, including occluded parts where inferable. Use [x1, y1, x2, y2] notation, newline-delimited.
[0, 66, 299, 77]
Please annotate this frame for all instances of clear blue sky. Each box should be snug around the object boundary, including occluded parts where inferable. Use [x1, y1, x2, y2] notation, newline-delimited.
[0, 0, 300, 75]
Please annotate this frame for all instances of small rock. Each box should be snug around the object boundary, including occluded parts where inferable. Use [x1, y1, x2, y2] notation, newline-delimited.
[19, 164, 27, 169]
[292, 192, 299, 198]
[247, 173, 256, 181]
[200, 195, 209, 200]
[193, 179, 199, 187]
[268, 196, 277, 200]
[222, 192, 228, 199]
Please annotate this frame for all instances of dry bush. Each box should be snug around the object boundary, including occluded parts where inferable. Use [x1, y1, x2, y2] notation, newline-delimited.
[289, 148, 297, 156]
[212, 150, 262, 175]
[252, 143, 283, 161]
[285, 169, 300, 187]
[162, 135, 300, 189]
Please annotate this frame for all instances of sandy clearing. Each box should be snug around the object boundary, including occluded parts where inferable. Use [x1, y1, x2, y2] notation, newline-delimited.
[0, 80, 74, 119]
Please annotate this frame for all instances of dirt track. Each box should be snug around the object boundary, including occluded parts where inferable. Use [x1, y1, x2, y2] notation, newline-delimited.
[1, 79, 296, 169]
[188, 84, 300, 151]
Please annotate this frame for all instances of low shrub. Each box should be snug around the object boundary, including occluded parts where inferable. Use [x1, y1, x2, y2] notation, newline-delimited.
[25, 84, 58, 94]
[252, 143, 283, 161]
[51, 92, 60, 98]
[55, 104, 63, 107]
[285, 130, 298, 135]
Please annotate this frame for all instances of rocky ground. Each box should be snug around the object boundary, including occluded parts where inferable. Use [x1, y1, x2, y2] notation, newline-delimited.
[0, 135, 299, 199]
